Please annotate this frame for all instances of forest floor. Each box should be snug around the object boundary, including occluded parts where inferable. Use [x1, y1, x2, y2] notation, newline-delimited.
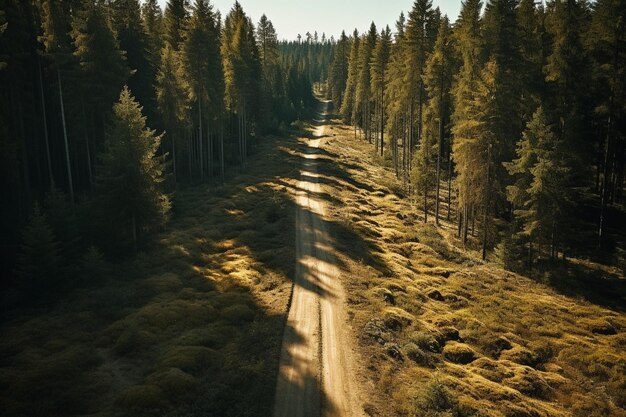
[1, 101, 625, 417]
[310, 111, 626, 417]
[0, 122, 309, 416]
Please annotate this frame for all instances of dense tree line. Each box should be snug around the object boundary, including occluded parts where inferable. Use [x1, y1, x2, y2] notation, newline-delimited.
[329, 0, 625, 268]
[0, 0, 325, 291]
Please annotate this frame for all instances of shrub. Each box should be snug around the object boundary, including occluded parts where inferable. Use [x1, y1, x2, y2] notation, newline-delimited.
[415, 376, 470, 417]
[158, 346, 221, 375]
[145, 368, 199, 402]
[113, 327, 155, 356]
[403, 342, 432, 366]
[411, 331, 442, 353]
[221, 304, 255, 324]
[443, 342, 478, 364]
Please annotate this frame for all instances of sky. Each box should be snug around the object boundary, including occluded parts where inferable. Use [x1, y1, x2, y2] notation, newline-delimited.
[156, 0, 463, 41]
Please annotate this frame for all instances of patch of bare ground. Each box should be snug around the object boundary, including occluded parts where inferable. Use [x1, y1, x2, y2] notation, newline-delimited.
[317, 119, 626, 417]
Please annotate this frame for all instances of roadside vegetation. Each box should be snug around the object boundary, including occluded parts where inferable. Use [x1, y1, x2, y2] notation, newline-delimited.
[318, 120, 626, 417]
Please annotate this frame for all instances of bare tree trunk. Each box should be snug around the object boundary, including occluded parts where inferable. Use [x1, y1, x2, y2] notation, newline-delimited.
[38, 60, 53, 188]
[220, 117, 225, 184]
[447, 150, 452, 221]
[423, 191, 428, 223]
[172, 119, 177, 185]
[80, 98, 93, 194]
[482, 204, 488, 261]
[463, 204, 469, 244]
[57, 69, 74, 202]
[199, 98, 204, 181]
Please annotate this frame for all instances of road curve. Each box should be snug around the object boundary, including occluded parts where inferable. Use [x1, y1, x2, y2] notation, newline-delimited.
[273, 101, 363, 417]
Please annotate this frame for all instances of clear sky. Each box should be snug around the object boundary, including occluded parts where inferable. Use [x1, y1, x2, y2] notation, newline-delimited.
[155, 1, 463, 41]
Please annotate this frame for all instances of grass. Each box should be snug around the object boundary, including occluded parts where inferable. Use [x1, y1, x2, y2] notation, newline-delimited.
[0, 132, 302, 416]
[318, 121, 626, 417]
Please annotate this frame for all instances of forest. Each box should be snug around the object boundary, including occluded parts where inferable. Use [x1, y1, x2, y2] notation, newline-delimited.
[0, 0, 331, 287]
[0, 0, 625, 417]
[327, 0, 625, 271]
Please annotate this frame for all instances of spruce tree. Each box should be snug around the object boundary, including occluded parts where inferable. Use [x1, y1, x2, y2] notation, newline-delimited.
[257, 14, 281, 131]
[141, 0, 164, 65]
[506, 106, 569, 262]
[544, 0, 593, 255]
[95, 87, 170, 249]
[112, 0, 157, 125]
[328, 30, 349, 109]
[15, 205, 62, 293]
[163, 0, 188, 49]
[71, 0, 130, 130]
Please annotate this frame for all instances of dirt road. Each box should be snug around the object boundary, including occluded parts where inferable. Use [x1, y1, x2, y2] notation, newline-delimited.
[273, 102, 363, 417]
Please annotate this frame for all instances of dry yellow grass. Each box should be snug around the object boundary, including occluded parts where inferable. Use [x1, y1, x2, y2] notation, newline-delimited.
[318, 120, 626, 417]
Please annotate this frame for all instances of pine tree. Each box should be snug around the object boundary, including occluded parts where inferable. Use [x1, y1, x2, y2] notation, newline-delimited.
[95, 87, 170, 249]
[587, 0, 626, 247]
[156, 44, 187, 184]
[341, 29, 360, 124]
[453, 59, 500, 259]
[221, 2, 261, 165]
[40, 0, 75, 201]
[182, 0, 221, 180]
[451, 0, 483, 242]
[384, 12, 408, 180]
[354, 23, 377, 142]
[370, 26, 391, 155]
[421, 15, 454, 224]
[404, 0, 435, 156]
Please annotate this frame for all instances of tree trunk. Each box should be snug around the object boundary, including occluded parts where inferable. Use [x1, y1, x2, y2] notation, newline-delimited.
[38, 60, 53, 188]
[447, 150, 452, 221]
[220, 117, 225, 184]
[57, 69, 74, 203]
[199, 98, 204, 181]
[423, 191, 428, 223]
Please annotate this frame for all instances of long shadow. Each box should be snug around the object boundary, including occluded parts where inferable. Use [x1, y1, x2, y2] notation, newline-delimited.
[539, 259, 626, 312]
